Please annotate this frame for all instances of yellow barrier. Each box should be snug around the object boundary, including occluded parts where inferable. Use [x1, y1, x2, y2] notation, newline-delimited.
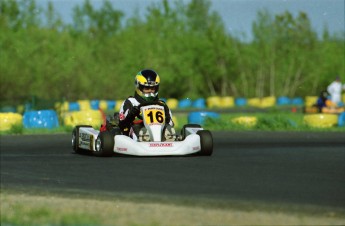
[63, 110, 103, 128]
[55, 101, 69, 112]
[305, 96, 318, 107]
[220, 96, 234, 108]
[260, 96, 276, 108]
[247, 98, 261, 107]
[77, 100, 91, 110]
[115, 100, 124, 111]
[166, 98, 178, 110]
[207, 96, 222, 108]
[342, 94, 345, 103]
[303, 114, 338, 128]
[231, 116, 257, 127]
[0, 113, 23, 131]
[99, 100, 108, 111]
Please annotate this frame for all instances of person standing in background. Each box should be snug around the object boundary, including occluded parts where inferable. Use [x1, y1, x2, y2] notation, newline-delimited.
[327, 76, 344, 106]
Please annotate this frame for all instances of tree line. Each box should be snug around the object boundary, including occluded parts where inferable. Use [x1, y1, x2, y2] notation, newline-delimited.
[0, 0, 344, 105]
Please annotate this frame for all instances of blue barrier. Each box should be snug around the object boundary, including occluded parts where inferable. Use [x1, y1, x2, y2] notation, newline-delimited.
[277, 96, 291, 105]
[192, 98, 206, 109]
[23, 110, 60, 129]
[106, 100, 116, 110]
[235, 98, 247, 106]
[178, 98, 192, 108]
[188, 111, 220, 125]
[291, 97, 304, 105]
[90, 100, 100, 110]
[338, 112, 345, 127]
[69, 102, 80, 111]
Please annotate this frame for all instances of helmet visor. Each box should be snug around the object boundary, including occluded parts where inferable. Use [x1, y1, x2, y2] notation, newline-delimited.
[139, 84, 159, 94]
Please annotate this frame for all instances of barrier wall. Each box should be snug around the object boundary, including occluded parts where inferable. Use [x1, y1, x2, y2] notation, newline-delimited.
[63, 110, 103, 128]
[23, 110, 59, 129]
[188, 111, 220, 125]
[2, 95, 344, 130]
[303, 114, 338, 128]
[0, 113, 23, 131]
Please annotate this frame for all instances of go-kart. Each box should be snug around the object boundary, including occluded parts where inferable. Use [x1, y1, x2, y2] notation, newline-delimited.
[72, 102, 213, 157]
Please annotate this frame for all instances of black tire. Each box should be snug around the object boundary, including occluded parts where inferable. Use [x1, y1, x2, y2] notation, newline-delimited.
[95, 131, 114, 157]
[197, 130, 213, 156]
[181, 124, 202, 140]
[72, 125, 92, 154]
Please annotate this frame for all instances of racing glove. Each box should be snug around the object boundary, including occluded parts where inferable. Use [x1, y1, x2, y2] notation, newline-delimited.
[127, 105, 140, 121]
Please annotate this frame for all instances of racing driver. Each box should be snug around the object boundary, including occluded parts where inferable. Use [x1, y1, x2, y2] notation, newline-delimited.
[117, 69, 176, 141]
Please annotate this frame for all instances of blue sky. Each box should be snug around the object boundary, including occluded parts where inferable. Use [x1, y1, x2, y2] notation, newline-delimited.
[37, 0, 345, 41]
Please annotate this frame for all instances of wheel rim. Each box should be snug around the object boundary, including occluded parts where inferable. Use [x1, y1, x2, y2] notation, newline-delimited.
[95, 137, 102, 151]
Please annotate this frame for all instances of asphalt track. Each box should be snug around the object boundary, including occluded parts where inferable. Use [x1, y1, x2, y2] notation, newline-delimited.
[1, 131, 345, 210]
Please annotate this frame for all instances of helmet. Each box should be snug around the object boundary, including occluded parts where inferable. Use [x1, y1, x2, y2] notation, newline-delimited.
[135, 69, 160, 101]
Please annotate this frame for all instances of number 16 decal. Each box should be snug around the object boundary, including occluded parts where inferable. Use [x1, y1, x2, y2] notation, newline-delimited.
[145, 109, 165, 124]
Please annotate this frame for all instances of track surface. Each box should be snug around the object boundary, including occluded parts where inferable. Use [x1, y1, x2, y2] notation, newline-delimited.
[1, 131, 345, 209]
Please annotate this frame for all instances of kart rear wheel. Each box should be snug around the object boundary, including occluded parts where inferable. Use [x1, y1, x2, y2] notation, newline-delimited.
[72, 125, 92, 154]
[197, 130, 213, 156]
[95, 131, 114, 157]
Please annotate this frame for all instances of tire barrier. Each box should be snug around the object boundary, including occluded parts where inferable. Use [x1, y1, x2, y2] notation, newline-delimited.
[277, 96, 291, 105]
[77, 100, 91, 110]
[235, 98, 247, 106]
[90, 100, 117, 111]
[106, 100, 116, 110]
[247, 98, 261, 107]
[115, 100, 124, 111]
[99, 100, 108, 111]
[0, 113, 23, 131]
[260, 96, 276, 108]
[221, 96, 234, 108]
[303, 114, 338, 128]
[207, 96, 221, 108]
[291, 97, 304, 105]
[63, 110, 103, 128]
[188, 111, 220, 125]
[166, 98, 178, 110]
[68, 102, 80, 111]
[23, 110, 60, 129]
[192, 98, 206, 109]
[305, 96, 318, 107]
[231, 116, 257, 127]
[337, 112, 345, 127]
[178, 98, 192, 108]
[90, 100, 100, 110]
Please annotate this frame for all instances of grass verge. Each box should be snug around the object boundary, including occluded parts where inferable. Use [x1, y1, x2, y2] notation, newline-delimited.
[1, 189, 345, 226]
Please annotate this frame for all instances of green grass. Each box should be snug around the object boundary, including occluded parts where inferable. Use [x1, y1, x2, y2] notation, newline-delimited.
[2, 191, 345, 226]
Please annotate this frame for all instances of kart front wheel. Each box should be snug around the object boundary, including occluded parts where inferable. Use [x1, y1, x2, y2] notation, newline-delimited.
[72, 125, 92, 154]
[95, 131, 114, 157]
[197, 130, 213, 156]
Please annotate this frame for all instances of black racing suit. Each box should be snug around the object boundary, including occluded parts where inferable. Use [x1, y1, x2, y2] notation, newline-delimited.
[118, 92, 174, 136]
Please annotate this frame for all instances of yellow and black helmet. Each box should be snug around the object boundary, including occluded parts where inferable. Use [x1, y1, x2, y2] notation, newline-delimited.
[135, 69, 160, 101]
